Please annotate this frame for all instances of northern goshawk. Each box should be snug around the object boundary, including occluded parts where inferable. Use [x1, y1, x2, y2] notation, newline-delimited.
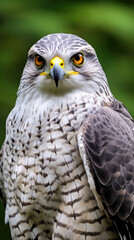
[0, 33, 133, 240]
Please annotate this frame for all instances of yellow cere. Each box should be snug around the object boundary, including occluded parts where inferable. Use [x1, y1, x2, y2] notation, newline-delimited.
[39, 56, 79, 76]
[50, 56, 64, 68]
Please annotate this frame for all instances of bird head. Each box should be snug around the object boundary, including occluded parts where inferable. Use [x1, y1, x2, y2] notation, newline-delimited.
[18, 33, 109, 97]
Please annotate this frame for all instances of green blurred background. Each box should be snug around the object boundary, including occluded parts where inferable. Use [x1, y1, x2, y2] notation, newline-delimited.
[0, 0, 134, 238]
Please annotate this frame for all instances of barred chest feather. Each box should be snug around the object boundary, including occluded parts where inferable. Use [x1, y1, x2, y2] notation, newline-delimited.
[3, 91, 117, 239]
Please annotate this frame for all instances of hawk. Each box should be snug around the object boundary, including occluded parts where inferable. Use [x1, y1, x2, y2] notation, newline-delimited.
[0, 33, 134, 240]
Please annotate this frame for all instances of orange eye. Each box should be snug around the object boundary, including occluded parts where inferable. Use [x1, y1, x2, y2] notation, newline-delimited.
[35, 54, 45, 67]
[72, 53, 84, 66]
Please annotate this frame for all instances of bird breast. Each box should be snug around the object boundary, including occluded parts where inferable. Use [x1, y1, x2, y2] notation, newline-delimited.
[4, 91, 110, 238]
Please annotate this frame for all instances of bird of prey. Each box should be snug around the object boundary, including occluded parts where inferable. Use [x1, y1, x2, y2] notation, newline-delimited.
[0, 33, 134, 240]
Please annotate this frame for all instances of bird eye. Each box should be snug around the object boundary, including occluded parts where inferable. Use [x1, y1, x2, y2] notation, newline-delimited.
[72, 52, 84, 66]
[35, 54, 45, 68]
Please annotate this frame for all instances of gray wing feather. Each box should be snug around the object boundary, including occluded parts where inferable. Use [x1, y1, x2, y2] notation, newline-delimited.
[0, 145, 6, 206]
[78, 100, 134, 239]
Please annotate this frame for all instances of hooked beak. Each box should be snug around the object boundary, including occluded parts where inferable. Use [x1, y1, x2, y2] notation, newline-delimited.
[40, 56, 79, 88]
[49, 59, 65, 87]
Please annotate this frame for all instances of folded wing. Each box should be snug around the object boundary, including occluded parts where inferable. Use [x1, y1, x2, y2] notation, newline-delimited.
[78, 100, 134, 239]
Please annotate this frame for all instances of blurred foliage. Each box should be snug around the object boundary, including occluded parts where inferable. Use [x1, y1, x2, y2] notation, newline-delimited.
[0, 0, 134, 239]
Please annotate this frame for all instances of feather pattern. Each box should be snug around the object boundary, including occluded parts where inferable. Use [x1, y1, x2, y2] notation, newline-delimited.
[78, 100, 134, 239]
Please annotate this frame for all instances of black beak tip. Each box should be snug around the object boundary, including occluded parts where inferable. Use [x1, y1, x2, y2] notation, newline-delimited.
[55, 78, 59, 88]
